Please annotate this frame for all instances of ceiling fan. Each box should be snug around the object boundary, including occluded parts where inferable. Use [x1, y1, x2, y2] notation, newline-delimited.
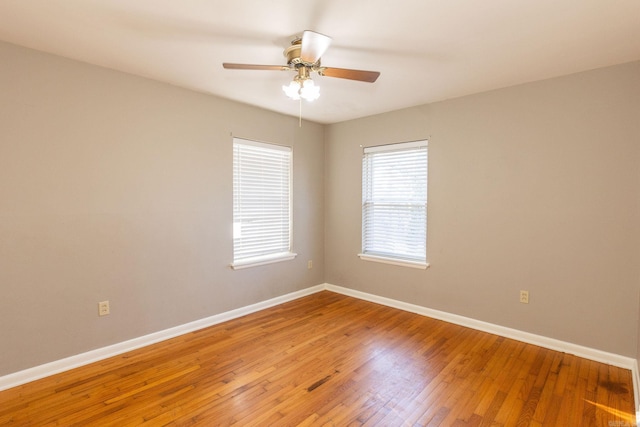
[223, 30, 380, 102]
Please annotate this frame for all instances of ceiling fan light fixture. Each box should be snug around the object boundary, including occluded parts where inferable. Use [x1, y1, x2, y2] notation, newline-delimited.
[282, 80, 301, 100]
[282, 77, 320, 102]
[300, 79, 320, 101]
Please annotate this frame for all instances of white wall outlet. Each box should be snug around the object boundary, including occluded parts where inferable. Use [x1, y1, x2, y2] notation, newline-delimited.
[308, 260, 313, 269]
[98, 300, 110, 316]
[519, 290, 529, 304]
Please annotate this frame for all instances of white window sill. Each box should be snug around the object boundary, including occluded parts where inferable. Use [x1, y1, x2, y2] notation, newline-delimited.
[358, 253, 429, 270]
[231, 252, 297, 270]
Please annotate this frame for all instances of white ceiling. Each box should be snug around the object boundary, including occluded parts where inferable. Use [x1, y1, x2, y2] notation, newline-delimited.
[1, 1, 639, 124]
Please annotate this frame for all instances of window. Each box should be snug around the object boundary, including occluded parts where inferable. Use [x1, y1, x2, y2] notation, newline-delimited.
[232, 138, 296, 269]
[359, 140, 428, 269]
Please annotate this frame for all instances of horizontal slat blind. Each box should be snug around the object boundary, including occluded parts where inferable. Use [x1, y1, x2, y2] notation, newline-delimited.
[233, 139, 292, 263]
[362, 141, 428, 262]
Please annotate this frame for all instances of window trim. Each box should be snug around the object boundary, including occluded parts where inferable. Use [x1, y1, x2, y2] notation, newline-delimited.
[358, 253, 429, 269]
[231, 252, 297, 270]
[360, 139, 428, 268]
[231, 137, 296, 270]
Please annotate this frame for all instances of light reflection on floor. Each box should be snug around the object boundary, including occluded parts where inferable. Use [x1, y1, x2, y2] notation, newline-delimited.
[585, 400, 636, 426]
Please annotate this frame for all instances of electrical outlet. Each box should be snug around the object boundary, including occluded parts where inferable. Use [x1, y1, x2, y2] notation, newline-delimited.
[519, 290, 529, 304]
[98, 300, 110, 316]
[307, 260, 313, 269]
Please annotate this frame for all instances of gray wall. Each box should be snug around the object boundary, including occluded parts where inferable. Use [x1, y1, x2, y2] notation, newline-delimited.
[1, 38, 639, 377]
[0, 41, 325, 376]
[325, 61, 640, 357]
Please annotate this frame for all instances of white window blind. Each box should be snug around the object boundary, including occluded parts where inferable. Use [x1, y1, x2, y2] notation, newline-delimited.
[361, 140, 428, 266]
[232, 138, 294, 268]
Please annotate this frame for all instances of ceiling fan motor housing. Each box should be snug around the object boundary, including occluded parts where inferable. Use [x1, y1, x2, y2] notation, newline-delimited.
[284, 38, 316, 67]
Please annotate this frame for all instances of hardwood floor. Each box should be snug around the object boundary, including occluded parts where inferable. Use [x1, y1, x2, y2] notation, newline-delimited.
[0, 291, 635, 426]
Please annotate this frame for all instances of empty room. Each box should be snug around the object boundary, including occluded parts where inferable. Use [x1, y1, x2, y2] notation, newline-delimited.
[1, 1, 639, 425]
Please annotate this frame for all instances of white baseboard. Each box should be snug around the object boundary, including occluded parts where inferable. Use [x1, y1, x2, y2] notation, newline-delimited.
[0, 285, 324, 392]
[2, 282, 638, 413]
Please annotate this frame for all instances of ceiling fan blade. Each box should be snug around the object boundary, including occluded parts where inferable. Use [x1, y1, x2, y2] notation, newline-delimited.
[320, 67, 380, 83]
[300, 30, 332, 64]
[223, 63, 290, 71]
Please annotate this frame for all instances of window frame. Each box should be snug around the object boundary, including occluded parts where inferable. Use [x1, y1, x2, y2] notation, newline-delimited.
[231, 137, 296, 270]
[358, 140, 429, 269]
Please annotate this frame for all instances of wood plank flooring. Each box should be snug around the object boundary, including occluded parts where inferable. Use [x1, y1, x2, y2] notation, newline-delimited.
[0, 291, 635, 426]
